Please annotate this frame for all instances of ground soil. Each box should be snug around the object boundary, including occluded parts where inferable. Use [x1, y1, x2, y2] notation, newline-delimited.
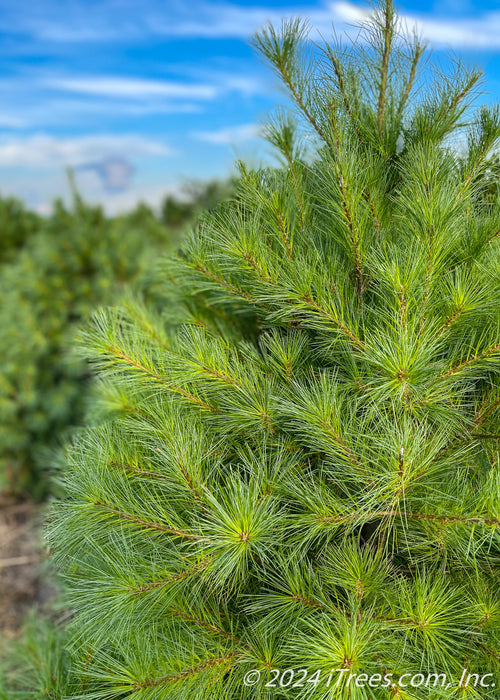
[0, 497, 49, 640]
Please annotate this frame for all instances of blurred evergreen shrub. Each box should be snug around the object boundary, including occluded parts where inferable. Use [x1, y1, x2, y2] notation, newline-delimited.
[0, 181, 232, 497]
[0, 195, 41, 264]
[160, 178, 237, 228]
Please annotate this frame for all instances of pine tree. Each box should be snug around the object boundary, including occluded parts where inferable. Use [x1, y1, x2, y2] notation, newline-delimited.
[28, 1, 500, 697]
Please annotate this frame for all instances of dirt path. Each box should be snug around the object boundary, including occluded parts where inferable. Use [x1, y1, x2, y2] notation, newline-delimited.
[0, 498, 48, 640]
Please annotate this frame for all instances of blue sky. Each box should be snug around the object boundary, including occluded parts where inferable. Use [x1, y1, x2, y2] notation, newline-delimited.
[2, 0, 500, 213]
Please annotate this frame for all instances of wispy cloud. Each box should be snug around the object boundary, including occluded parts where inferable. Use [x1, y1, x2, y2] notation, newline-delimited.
[154, 1, 368, 39]
[193, 123, 261, 145]
[0, 71, 214, 130]
[166, 2, 500, 49]
[45, 76, 218, 100]
[404, 11, 500, 49]
[0, 133, 172, 168]
[0, 97, 204, 130]
[0, 112, 28, 128]
[4, 0, 500, 50]
[44, 98, 204, 118]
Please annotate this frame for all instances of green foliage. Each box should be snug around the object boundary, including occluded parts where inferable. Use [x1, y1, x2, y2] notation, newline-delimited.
[0, 194, 41, 264]
[15, 1, 500, 697]
[0, 181, 232, 497]
[0, 617, 75, 700]
[160, 179, 237, 229]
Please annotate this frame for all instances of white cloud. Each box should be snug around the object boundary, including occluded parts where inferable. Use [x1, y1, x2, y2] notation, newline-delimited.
[0, 1, 379, 44]
[0, 112, 27, 128]
[0, 133, 172, 168]
[45, 76, 217, 100]
[0, 68, 271, 145]
[2, 0, 500, 50]
[158, 2, 500, 50]
[212, 74, 267, 98]
[332, 1, 368, 23]
[149, 2, 347, 39]
[85, 182, 183, 216]
[0, 98, 204, 130]
[405, 11, 500, 49]
[193, 123, 261, 145]
[45, 98, 204, 118]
